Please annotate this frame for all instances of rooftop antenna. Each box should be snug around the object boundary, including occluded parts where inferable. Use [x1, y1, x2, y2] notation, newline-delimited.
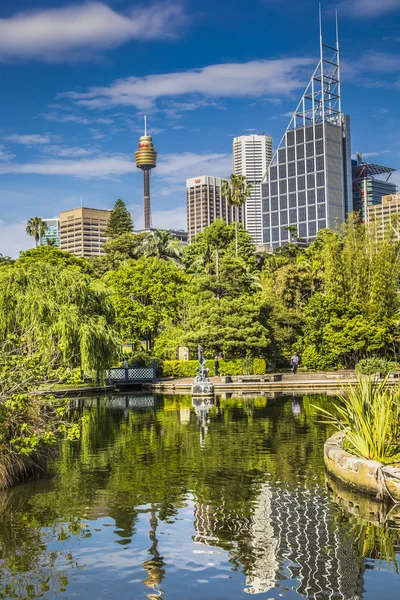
[144, 115, 147, 136]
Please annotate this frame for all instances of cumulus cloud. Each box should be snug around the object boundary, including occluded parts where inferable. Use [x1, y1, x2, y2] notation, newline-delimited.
[44, 112, 114, 125]
[6, 134, 54, 145]
[0, 2, 187, 62]
[336, 0, 400, 18]
[60, 58, 314, 110]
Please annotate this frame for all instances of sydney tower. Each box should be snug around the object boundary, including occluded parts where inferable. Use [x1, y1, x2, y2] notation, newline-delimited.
[135, 116, 157, 230]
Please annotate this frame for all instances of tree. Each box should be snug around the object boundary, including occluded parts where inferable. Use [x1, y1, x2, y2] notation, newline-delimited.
[104, 199, 133, 238]
[142, 230, 184, 264]
[222, 175, 251, 255]
[104, 257, 187, 348]
[16, 245, 92, 273]
[26, 217, 48, 247]
[0, 262, 120, 377]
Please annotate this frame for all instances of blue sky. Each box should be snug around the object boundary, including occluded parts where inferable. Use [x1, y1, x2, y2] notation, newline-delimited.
[1, 0, 400, 256]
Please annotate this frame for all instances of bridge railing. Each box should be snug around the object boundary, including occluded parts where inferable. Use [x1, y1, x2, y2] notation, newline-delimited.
[108, 361, 156, 383]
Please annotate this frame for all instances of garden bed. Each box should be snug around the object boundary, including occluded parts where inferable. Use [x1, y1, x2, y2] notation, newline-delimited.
[324, 432, 400, 503]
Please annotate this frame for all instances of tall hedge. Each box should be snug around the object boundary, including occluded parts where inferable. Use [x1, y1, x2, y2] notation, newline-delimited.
[159, 358, 267, 378]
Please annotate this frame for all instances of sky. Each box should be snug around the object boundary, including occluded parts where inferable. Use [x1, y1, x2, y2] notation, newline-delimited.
[1, 0, 400, 256]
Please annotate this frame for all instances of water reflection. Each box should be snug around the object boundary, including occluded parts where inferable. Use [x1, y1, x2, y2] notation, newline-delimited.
[0, 393, 399, 599]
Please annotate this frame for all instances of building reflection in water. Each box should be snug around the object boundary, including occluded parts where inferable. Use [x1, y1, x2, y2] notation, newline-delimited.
[292, 394, 302, 417]
[194, 481, 365, 598]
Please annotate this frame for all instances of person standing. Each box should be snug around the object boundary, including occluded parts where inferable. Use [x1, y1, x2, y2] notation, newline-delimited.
[214, 355, 220, 377]
[290, 352, 299, 375]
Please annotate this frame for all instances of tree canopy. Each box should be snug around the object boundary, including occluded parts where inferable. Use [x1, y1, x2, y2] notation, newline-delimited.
[104, 199, 134, 238]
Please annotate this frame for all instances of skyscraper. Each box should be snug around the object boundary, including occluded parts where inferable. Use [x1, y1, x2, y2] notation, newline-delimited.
[135, 116, 157, 230]
[233, 134, 273, 245]
[262, 17, 352, 248]
[40, 218, 60, 248]
[186, 175, 242, 241]
[60, 207, 110, 257]
[352, 152, 397, 221]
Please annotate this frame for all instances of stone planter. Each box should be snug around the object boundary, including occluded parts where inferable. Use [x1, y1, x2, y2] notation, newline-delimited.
[324, 432, 400, 503]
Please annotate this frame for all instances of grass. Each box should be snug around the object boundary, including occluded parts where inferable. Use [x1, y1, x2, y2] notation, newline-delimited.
[315, 375, 400, 464]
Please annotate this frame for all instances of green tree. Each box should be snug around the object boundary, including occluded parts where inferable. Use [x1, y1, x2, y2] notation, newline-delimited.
[26, 217, 48, 247]
[104, 199, 133, 239]
[104, 257, 187, 348]
[222, 175, 251, 255]
[142, 230, 184, 264]
[16, 245, 92, 273]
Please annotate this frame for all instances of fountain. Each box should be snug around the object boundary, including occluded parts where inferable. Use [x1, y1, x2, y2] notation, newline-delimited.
[191, 345, 214, 396]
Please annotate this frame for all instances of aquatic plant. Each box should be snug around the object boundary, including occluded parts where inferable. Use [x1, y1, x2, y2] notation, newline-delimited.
[315, 376, 400, 464]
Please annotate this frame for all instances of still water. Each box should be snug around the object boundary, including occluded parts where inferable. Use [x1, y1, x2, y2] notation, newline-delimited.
[0, 393, 399, 599]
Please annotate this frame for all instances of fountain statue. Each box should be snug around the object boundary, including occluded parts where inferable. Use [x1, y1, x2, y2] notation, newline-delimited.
[191, 345, 215, 396]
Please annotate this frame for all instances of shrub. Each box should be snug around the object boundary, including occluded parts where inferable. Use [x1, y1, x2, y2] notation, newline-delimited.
[315, 376, 400, 463]
[158, 358, 267, 378]
[301, 345, 338, 371]
[355, 357, 394, 377]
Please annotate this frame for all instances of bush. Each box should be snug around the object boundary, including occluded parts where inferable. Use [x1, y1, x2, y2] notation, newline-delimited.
[355, 357, 396, 377]
[158, 358, 267, 378]
[301, 345, 338, 371]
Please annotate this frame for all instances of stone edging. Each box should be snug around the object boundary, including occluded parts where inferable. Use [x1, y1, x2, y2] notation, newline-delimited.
[324, 432, 400, 503]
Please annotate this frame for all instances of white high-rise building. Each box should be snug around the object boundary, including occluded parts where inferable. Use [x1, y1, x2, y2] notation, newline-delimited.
[233, 134, 273, 245]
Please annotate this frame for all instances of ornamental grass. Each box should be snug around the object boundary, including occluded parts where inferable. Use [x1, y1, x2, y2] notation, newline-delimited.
[316, 376, 400, 464]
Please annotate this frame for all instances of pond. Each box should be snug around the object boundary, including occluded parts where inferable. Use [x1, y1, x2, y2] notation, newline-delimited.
[0, 393, 399, 599]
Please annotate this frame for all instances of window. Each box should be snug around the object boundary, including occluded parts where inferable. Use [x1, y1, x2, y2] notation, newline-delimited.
[280, 210, 288, 225]
[296, 129, 304, 143]
[318, 204, 326, 219]
[287, 131, 295, 146]
[272, 227, 279, 242]
[299, 223, 307, 238]
[271, 212, 279, 227]
[305, 127, 314, 142]
[307, 158, 315, 173]
[315, 124, 323, 139]
[278, 148, 286, 164]
[306, 142, 314, 158]
[297, 144, 305, 159]
[316, 172, 325, 187]
[280, 180, 287, 194]
[307, 174, 315, 188]
[298, 176, 305, 191]
[299, 207, 306, 222]
[271, 197, 279, 212]
[316, 140, 324, 154]
[289, 194, 296, 208]
[264, 230, 271, 244]
[270, 166, 278, 181]
[263, 214, 270, 227]
[297, 160, 305, 175]
[309, 221, 317, 236]
[280, 195, 288, 209]
[289, 209, 297, 224]
[288, 162, 296, 177]
[263, 199, 270, 212]
[279, 164, 287, 179]
[271, 181, 278, 196]
[298, 191, 306, 206]
[288, 147, 295, 162]
[288, 178, 296, 193]
[316, 156, 324, 171]
[317, 188, 325, 203]
[281, 227, 288, 241]
[308, 206, 316, 220]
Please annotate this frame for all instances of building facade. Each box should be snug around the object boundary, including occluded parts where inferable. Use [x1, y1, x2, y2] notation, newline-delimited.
[135, 228, 188, 245]
[233, 134, 273, 245]
[40, 218, 60, 248]
[352, 152, 397, 221]
[366, 193, 400, 241]
[262, 30, 352, 248]
[186, 176, 242, 241]
[60, 207, 111, 257]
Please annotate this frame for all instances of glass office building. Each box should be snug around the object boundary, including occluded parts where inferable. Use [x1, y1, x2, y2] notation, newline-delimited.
[262, 26, 352, 248]
[40, 218, 60, 247]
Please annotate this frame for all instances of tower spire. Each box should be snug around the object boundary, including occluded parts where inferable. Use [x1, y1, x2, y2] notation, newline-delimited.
[144, 115, 147, 136]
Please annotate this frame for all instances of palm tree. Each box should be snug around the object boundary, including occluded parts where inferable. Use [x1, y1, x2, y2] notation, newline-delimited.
[26, 217, 48, 247]
[142, 229, 183, 264]
[222, 175, 251, 256]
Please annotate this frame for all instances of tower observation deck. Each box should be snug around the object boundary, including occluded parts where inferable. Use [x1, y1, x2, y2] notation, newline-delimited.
[135, 116, 157, 229]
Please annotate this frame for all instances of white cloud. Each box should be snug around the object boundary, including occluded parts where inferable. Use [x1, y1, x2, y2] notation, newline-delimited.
[0, 151, 231, 181]
[0, 146, 15, 161]
[0, 220, 33, 258]
[0, 2, 187, 62]
[336, 0, 400, 18]
[60, 58, 314, 110]
[6, 134, 54, 145]
[45, 145, 97, 158]
[44, 112, 113, 125]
